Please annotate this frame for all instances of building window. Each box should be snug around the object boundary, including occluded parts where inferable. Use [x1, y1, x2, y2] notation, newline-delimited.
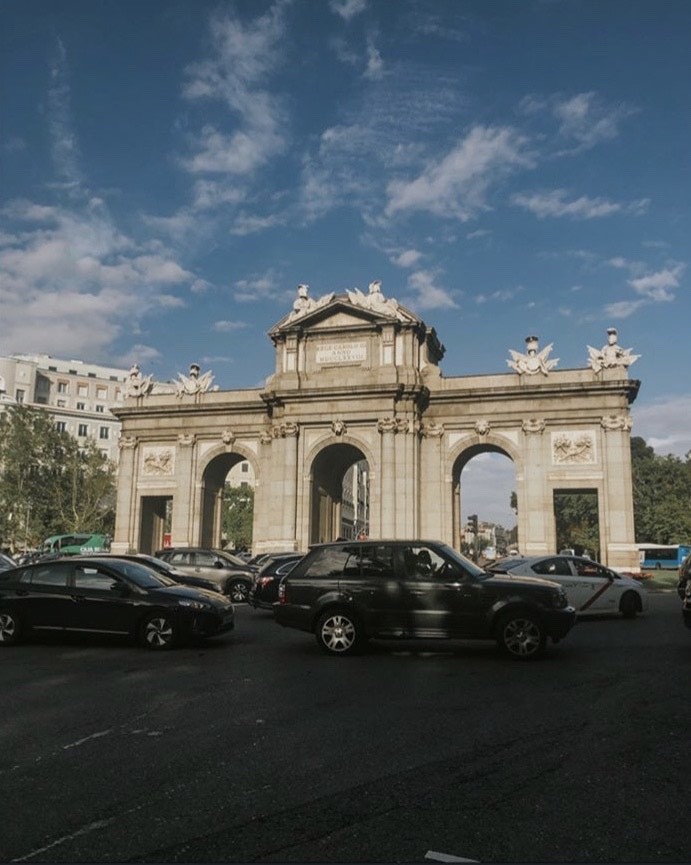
[56, 421, 67, 433]
[97, 387, 107, 399]
[88, 372, 96, 378]
[48, 366, 57, 372]
[96, 404, 105, 413]
[69, 369, 77, 375]
[77, 402, 85, 411]
[99, 427, 109, 440]
[241, 462, 249, 473]
[57, 400, 66, 407]
[78, 384, 88, 397]
[57, 382, 68, 394]
[15, 389, 25, 403]
[36, 397, 47, 404]
[78, 424, 88, 437]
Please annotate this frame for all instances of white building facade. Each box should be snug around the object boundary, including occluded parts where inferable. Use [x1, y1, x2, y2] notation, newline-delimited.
[0, 354, 129, 462]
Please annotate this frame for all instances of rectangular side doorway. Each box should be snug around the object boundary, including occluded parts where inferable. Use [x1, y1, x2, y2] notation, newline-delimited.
[139, 496, 172, 555]
[553, 489, 600, 560]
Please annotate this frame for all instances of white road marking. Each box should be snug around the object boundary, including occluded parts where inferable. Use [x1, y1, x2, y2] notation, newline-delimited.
[425, 851, 479, 863]
[11, 819, 114, 862]
[62, 729, 112, 750]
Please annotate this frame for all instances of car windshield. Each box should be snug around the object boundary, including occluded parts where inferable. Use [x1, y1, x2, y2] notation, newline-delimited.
[105, 559, 178, 589]
[214, 550, 247, 568]
[434, 544, 488, 578]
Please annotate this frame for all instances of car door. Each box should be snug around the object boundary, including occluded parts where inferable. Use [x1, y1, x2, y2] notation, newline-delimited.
[399, 544, 484, 637]
[527, 557, 584, 607]
[65, 564, 138, 634]
[338, 544, 404, 635]
[22, 562, 75, 630]
[570, 558, 619, 613]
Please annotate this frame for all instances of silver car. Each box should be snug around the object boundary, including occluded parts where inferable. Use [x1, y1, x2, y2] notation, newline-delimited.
[488, 555, 646, 618]
[154, 548, 254, 603]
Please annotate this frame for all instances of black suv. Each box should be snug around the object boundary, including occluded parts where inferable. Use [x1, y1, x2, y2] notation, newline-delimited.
[154, 548, 254, 602]
[274, 540, 576, 660]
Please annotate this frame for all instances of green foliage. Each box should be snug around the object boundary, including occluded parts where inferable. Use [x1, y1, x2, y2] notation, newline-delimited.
[630, 436, 691, 543]
[554, 491, 600, 558]
[0, 405, 116, 550]
[223, 485, 254, 550]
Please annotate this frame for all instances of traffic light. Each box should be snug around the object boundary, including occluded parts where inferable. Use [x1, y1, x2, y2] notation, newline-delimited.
[467, 514, 478, 534]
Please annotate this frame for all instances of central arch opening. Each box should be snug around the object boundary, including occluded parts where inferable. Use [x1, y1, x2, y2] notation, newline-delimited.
[310, 443, 369, 544]
[452, 445, 517, 561]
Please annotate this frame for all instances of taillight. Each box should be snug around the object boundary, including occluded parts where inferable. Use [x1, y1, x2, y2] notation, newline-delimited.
[278, 581, 287, 604]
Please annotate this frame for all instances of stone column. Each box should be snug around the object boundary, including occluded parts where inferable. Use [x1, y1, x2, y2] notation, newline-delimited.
[419, 422, 446, 541]
[282, 422, 299, 549]
[378, 418, 397, 537]
[600, 415, 638, 570]
[112, 435, 138, 554]
[520, 418, 550, 556]
[173, 434, 197, 546]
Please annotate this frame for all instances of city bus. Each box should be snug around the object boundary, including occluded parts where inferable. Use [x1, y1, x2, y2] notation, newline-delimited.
[41, 533, 111, 556]
[637, 543, 691, 570]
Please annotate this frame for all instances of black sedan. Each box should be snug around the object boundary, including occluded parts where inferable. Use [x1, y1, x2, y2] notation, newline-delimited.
[0, 556, 235, 650]
[249, 553, 304, 610]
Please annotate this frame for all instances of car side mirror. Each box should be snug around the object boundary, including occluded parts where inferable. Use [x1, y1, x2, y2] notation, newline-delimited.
[215, 561, 224, 569]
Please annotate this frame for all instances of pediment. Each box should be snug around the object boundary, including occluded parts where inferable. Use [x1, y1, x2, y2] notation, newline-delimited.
[269, 292, 420, 338]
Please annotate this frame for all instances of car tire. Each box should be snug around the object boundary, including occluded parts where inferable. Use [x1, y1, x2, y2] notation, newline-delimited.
[496, 611, 546, 660]
[228, 579, 250, 604]
[0, 608, 22, 646]
[619, 591, 640, 619]
[140, 612, 177, 650]
[315, 609, 365, 656]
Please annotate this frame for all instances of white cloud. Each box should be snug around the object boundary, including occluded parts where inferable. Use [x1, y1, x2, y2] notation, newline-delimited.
[405, 269, 457, 309]
[603, 299, 646, 319]
[212, 320, 249, 332]
[629, 264, 684, 302]
[47, 38, 83, 190]
[364, 38, 384, 80]
[475, 288, 521, 305]
[0, 198, 199, 360]
[329, 0, 367, 21]
[512, 189, 648, 220]
[385, 126, 534, 220]
[181, 6, 288, 178]
[232, 271, 281, 302]
[230, 212, 284, 236]
[466, 229, 491, 240]
[633, 396, 691, 457]
[553, 91, 635, 155]
[392, 249, 422, 268]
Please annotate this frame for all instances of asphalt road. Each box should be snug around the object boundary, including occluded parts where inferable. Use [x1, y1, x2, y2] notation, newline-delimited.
[0, 588, 688, 864]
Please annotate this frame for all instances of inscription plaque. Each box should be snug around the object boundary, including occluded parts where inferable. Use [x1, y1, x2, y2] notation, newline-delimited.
[316, 342, 367, 365]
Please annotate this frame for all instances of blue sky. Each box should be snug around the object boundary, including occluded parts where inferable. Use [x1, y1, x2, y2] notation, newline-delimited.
[1, 0, 689, 523]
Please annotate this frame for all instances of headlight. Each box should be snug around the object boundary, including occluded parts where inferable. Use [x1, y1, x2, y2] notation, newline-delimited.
[550, 590, 569, 609]
[178, 599, 211, 611]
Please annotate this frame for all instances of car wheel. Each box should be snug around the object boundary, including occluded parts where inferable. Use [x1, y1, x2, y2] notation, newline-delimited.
[228, 579, 250, 603]
[496, 611, 546, 660]
[619, 591, 640, 619]
[315, 609, 365, 656]
[0, 609, 22, 646]
[140, 612, 177, 650]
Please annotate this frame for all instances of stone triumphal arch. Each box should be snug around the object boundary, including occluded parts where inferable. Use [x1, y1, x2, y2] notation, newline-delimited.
[112, 284, 641, 570]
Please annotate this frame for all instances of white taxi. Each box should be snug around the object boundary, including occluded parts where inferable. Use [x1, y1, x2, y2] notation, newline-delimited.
[488, 555, 646, 618]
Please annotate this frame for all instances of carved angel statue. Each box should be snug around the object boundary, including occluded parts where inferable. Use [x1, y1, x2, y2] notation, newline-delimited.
[287, 283, 334, 321]
[124, 363, 154, 398]
[346, 279, 404, 320]
[175, 362, 215, 398]
[507, 336, 559, 376]
[587, 328, 640, 373]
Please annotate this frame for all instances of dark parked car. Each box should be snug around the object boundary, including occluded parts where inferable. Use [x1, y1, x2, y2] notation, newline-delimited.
[274, 540, 576, 660]
[0, 552, 16, 572]
[82, 553, 223, 595]
[0, 556, 235, 650]
[154, 548, 254, 602]
[677, 552, 691, 600]
[249, 553, 304, 610]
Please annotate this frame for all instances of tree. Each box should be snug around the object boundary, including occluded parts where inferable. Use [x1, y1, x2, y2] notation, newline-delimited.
[554, 491, 600, 558]
[630, 436, 691, 543]
[0, 405, 116, 550]
[223, 485, 254, 550]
